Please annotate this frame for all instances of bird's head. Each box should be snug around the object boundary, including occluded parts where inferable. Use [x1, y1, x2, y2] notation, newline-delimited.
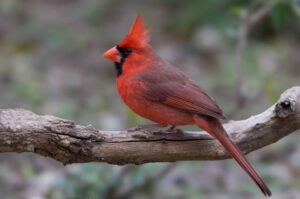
[103, 14, 152, 77]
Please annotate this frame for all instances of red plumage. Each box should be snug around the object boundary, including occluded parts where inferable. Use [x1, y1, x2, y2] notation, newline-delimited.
[103, 15, 271, 197]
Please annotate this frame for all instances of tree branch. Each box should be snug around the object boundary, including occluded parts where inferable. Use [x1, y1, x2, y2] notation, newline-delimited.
[0, 86, 300, 165]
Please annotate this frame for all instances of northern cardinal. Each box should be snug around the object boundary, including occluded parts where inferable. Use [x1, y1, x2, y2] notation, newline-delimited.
[103, 15, 271, 197]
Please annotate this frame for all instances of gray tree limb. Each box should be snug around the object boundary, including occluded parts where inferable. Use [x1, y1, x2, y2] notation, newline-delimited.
[0, 86, 300, 165]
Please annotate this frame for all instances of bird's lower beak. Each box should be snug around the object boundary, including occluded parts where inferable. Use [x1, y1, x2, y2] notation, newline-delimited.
[103, 46, 121, 63]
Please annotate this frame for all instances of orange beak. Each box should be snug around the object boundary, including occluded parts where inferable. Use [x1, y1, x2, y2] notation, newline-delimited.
[103, 46, 121, 63]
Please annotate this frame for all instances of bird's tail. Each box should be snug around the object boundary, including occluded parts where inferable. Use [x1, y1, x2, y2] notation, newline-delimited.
[193, 115, 272, 197]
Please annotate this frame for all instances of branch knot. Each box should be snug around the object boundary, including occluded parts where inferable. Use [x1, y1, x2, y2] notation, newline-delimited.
[275, 95, 297, 118]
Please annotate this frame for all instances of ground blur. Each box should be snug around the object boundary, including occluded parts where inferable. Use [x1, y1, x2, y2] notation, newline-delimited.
[0, 0, 300, 199]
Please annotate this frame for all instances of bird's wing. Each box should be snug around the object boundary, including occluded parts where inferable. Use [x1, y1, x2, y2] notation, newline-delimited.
[138, 64, 225, 119]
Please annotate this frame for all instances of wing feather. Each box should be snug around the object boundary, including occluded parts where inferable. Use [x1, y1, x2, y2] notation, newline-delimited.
[138, 63, 225, 119]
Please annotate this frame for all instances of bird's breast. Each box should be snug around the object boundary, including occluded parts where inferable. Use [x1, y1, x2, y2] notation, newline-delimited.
[116, 74, 194, 125]
[116, 74, 150, 116]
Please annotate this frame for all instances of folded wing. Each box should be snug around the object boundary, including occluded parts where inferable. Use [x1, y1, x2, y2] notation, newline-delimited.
[138, 64, 225, 119]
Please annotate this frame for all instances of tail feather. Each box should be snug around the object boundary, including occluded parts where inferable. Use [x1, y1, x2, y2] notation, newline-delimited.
[193, 115, 272, 197]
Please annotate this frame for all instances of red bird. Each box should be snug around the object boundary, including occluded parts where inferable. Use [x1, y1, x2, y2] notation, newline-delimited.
[103, 15, 271, 197]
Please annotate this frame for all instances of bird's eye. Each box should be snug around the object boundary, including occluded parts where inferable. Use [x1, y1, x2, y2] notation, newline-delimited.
[124, 48, 132, 55]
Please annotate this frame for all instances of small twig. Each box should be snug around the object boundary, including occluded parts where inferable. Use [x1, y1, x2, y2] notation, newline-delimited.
[229, 1, 276, 118]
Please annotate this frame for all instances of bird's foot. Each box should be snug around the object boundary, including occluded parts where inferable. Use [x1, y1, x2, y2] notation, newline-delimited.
[166, 125, 185, 134]
[126, 124, 166, 132]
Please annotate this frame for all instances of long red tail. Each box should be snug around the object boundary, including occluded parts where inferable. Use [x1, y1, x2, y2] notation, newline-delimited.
[193, 115, 271, 197]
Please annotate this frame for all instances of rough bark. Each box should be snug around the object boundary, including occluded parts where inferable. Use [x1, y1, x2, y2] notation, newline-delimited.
[0, 87, 299, 165]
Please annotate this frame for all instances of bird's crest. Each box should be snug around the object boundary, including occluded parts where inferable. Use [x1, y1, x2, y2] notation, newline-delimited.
[119, 14, 150, 49]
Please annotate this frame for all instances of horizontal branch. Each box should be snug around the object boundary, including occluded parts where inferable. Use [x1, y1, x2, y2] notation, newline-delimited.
[0, 87, 300, 165]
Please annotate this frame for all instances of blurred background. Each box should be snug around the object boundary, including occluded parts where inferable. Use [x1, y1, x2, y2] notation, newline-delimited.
[0, 0, 300, 198]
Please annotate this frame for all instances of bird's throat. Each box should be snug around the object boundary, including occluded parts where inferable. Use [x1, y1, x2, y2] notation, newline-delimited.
[114, 57, 125, 77]
[115, 62, 122, 77]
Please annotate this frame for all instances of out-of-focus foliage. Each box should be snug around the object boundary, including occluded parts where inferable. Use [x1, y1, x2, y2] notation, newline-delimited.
[0, 0, 300, 199]
[271, 0, 298, 29]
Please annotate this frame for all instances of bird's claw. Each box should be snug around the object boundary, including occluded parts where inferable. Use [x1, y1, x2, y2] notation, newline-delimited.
[126, 124, 184, 134]
[166, 126, 184, 134]
[125, 125, 144, 132]
[125, 124, 165, 132]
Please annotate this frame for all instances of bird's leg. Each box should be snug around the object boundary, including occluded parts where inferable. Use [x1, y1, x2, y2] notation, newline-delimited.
[168, 125, 176, 131]
[126, 124, 167, 132]
[166, 125, 184, 134]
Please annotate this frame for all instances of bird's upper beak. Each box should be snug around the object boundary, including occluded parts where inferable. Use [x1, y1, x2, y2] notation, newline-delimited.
[103, 46, 121, 63]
